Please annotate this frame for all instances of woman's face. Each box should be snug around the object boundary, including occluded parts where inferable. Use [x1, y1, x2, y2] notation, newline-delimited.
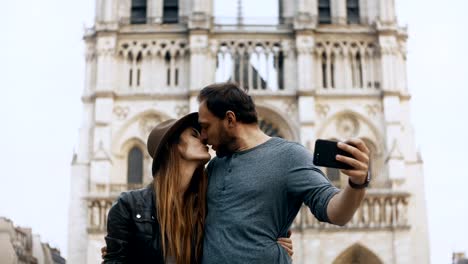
[177, 126, 211, 165]
[176, 127, 211, 193]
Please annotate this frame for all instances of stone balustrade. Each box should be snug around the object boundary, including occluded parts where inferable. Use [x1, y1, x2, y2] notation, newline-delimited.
[87, 188, 410, 233]
[292, 190, 410, 230]
[86, 183, 145, 233]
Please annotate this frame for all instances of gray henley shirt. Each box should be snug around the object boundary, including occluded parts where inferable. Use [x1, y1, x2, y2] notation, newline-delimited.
[201, 137, 339, 264]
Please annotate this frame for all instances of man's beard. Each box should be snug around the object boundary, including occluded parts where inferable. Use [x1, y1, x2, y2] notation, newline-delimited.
[214, 129, 236, 158]
[215, 144, 232, 157]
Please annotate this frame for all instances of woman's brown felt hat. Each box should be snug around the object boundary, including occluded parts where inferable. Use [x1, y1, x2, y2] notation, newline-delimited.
[147, 112, 199, 176]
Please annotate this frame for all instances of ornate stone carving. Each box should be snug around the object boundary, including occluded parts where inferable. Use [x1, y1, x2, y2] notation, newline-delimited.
[139, 116, 163, 139]
[190, 35, 209, 54]
[315, 104, 330, 118]
[93, 140, 111, 161]
[365, 104, 382, 117]
[175, 105, 189, 118]
[296, 36, 314, 55]
[96, 38, 116, 56]
[117, 39, 189, 60]
[85, 44, 96, 62]
[282, 99, 297, 118]
[188, 12, 210, 29]
[336, 114, 360, 138]
[314, 40, 381, 90]
[113, 106, 130, 120]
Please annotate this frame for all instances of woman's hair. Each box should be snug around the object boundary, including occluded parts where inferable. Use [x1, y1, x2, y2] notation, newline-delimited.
[153, 129, 208, 264]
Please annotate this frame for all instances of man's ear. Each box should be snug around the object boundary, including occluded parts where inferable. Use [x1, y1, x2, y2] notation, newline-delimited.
[225, 111, 237, 127]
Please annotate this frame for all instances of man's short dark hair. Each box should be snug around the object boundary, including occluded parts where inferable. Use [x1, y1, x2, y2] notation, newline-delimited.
[197, 83, 258, 124]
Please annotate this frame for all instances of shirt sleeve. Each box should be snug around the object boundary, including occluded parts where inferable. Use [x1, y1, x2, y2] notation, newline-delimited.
[103, 192, 132, 263]
[285, 143, 340, 223]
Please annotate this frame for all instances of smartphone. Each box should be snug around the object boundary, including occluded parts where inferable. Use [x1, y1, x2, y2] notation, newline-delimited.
[313, 139, 354, 170]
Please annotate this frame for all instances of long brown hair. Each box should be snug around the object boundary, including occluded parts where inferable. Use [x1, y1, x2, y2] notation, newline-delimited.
[154, 137, 208, 264]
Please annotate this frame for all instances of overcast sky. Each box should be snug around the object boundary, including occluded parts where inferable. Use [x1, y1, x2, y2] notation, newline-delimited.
[0, 0, 467, 263]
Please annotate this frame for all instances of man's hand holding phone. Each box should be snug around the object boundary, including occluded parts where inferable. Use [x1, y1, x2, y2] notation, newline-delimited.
[313, 138, 371, 188]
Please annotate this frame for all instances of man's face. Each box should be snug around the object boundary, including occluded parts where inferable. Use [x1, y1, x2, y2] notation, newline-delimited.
[198, 101, 233, 156]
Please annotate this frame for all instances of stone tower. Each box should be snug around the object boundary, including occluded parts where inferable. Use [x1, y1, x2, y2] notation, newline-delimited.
[68, 0, 430, 263]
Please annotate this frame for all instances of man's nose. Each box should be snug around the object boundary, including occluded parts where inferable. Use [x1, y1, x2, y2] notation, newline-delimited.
[200, 131, 208, 143]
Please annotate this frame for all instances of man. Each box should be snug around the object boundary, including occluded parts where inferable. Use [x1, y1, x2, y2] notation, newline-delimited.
[197, 83, 370, 263]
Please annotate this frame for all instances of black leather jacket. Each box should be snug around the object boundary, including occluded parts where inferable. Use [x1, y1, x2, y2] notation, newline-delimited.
[104, 185, 164, 263]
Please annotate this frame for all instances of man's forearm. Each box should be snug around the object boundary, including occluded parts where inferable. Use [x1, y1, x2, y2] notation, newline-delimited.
[326, 185, 366, 226]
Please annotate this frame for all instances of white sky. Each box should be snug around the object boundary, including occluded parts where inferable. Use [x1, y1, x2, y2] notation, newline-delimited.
[0, 0, 467, 263]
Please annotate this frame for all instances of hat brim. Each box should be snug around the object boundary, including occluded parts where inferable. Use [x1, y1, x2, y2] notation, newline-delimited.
[150, 112, 199, 176]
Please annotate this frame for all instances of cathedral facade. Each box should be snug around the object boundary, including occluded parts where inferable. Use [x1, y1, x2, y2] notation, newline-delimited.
[68, 0, 430, 263]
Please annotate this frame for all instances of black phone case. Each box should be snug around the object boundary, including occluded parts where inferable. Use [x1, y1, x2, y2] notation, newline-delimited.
[313, 139, 354, 170]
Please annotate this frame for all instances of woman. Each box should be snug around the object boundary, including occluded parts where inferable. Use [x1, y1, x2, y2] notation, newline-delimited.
[103, 112, 293, 263]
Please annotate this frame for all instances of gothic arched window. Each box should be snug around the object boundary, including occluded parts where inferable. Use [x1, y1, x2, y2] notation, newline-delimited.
[318, 0, 332, 24]
[128, 146, 143, 185]
[131, 0, 147, 24]
[322, 52, 328, 88]
[163, 0, 179, 23]
[347, 0, 360, 24]
[352, 52, 363, 88]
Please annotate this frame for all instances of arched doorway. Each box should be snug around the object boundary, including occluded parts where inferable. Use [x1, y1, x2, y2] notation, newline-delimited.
[332, 244, 383, 264]
[258, 118, 283, 138]
[256, 105, 299, 141]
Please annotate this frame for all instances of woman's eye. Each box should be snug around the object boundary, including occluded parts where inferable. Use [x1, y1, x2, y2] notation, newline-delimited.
[192, 129, 200, 138]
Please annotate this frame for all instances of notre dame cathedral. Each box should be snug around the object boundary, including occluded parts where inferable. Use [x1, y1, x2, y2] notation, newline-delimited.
[67, 0, 430, 263]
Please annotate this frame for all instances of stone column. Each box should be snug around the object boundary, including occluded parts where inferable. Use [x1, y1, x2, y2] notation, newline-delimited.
[382, 94, 405, 188]
[280, 0, 297, 23]
[343, 47, 353, 89]
[298, 96, 318, 147]
[333, 0, 347, 24]
[296, 34, 314, 91]
[95, 0, 118, 30]
[148, 0, 163, 23]
[84, 41, 97, 94]
[67, 102, 94, 264]
[188, 0, 213, 109]
[189, 0, 212, 29]
[90, 97, 114, 191]
[282, 40, 297, 91]
[379, 30, 406, 187]
[188, 32, 214, 112]
[379, 0, 396, 25]
[359, 0, 368, 24]
[378, 35, 399, 91]
[95, 0, 103, 22]
[296, 33, 317, 146]
[294, 0, 317, 29]
[95, 36, 117, 93]
[92, 35, 115, 192]
[103, 0, 117, 22]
